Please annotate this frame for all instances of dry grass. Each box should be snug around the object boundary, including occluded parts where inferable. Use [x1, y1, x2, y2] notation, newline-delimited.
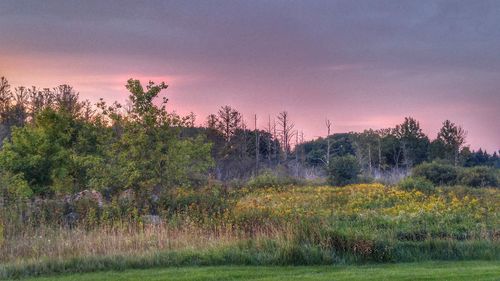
[1, 223, 259, 265]
[1, 218, 298, 267]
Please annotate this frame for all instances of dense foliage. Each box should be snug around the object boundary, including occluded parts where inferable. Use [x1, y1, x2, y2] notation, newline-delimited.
[458, 166, 499, 188]
[412, 162, 499, 188]
[412, 162, 459, 186]
[0, 78, 214, 202]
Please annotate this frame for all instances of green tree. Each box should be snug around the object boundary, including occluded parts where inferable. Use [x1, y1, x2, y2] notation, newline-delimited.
[0, 109, 72, 195]
[394, 117, 430, 168]
[0, 109, 103, 196]
[437, 120, 467, 166]
[92, 79, 213, 194]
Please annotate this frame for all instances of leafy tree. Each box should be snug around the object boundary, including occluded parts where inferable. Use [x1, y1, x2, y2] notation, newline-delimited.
[492, 152, 500, 168]
[0, 109, 98, 196]
[378, 129, 404, 169]
[394, 117, 430, 168]
[92, 79, 213, 194]
[437, 120, 467, 166]
[429, 139, 447, 161]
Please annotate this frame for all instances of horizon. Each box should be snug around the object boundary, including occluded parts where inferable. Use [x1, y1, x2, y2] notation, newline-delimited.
[1, 0, 499, 151]
[2, 76, 498, 154]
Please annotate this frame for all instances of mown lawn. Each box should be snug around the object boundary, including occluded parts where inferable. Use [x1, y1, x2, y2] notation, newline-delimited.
[11, 261, 500, 281]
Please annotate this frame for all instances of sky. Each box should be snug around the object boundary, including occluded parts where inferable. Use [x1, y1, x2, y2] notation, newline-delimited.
[0, 0, 499, 152]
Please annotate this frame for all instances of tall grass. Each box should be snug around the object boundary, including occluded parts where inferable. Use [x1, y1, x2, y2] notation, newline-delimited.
[0, 184, 498, 279]
[1, 224, 498, 279]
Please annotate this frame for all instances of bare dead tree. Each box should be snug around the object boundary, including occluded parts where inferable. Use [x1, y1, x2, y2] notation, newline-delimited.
[325, 119, 332, 166]
[266, 115, 272, 165]
[0, 77, 12, 122]
[241, 119, 248, 160]
[0, 77, 12, 145]
[273, 118, 279, 164]
[377, 135, 383, 172]
[368, 143, 372, 174]
[453, 127, 467, 166]
[185, 112, 196, 127]
[216, 105, 242, 143]
[295, 130, 300, 176]
[254, 114, 259, 172]
[300, 131, 306, 170]
[206, 114, 218, 130]
[277, 111, 295, 161]
[12, 86, 29, 126]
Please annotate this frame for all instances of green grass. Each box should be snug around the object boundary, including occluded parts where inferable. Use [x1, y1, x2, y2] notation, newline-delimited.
[9, 261, 500, 281]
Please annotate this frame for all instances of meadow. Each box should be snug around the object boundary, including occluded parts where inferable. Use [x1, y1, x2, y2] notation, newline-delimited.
[1, 183, 498, 279]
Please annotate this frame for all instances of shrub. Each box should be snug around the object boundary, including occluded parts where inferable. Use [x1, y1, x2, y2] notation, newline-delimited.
[327, 155, 360, 186]
[399, 176, 435, 193]
[412, 162, 458, 186]
[0, 171, 33, 201]
[246, 170, 299, 189]
[459, 166, 499, 188]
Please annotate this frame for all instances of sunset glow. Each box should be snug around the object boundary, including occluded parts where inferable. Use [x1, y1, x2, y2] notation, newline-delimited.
[1, 1, 498, 151]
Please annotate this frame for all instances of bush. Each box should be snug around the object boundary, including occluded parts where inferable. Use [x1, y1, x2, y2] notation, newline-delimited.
[246, 170, 299, 189]
[412, 162, 458, 186]
[0, 171, 33, 201]
[459, 166, 499, 188]
[399, 176, 435, 193]
[327, 155, 360, 186]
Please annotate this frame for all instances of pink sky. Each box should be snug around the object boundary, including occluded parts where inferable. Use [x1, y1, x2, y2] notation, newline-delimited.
[1, 1, 499, 152]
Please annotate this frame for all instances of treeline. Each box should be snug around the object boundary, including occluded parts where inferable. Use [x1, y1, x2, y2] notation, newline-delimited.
[0, 77, 498, 200]
[298, 118, 499, 173]
[0, 77, 213, 200]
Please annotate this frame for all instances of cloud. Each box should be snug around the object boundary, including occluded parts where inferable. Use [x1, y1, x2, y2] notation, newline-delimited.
[0, 0, 498, 151]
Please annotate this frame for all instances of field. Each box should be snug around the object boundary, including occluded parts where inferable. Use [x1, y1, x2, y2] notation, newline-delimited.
[7, 261, 500, 281]
[1, 183, 499, 279]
